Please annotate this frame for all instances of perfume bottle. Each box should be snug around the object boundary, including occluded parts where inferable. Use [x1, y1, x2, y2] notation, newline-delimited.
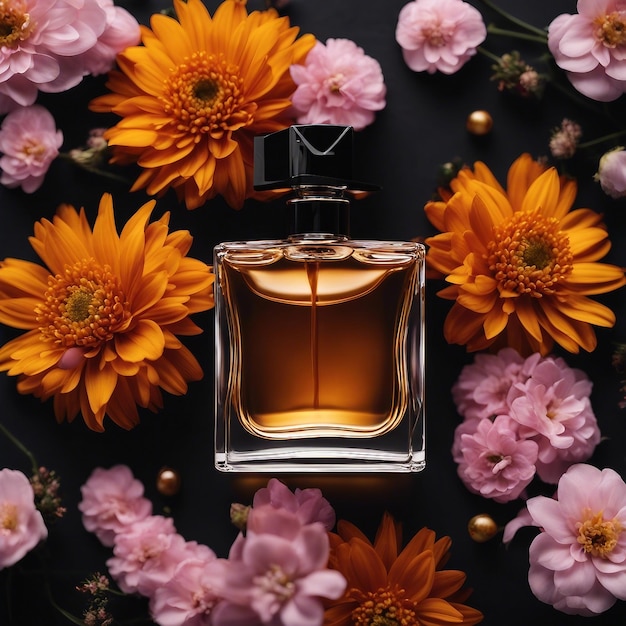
[214, 125, 425, 472]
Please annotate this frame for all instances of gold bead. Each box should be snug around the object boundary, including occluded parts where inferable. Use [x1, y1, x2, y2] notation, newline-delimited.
[466, 110, 493, 135]
[156, 467, 181, 497]
[468, 513, 498, 542]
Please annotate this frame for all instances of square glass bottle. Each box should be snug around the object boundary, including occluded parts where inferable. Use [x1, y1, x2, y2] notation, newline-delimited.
[214, 125, 425, 472]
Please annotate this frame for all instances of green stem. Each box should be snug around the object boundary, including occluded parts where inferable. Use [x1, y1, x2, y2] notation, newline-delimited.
[579, 130, 626, 150]
[58, 153, 131, 185]
[0, 420, 39, 475]
[479, 0, 548, 37]
[487, 24, 548, 44]
[477, 46, 502, 64]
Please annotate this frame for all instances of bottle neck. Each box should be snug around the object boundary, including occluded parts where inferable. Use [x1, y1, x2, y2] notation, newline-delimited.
[287, 186, 350, 237]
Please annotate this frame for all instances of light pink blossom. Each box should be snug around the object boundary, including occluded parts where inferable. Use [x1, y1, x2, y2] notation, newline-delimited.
[0, 0, 139, 112]
[149, 553, 225, 626]
[526, 464, 626, 615]
[107, 515, 205, 597]
[595, 146, 626, 198]
[0, 105, 63, 193]
[0, 469, 48, 569]
[252, 478, 336, 530]
[452, 347, 530, 421]
[212, 507, 346, 626]
[548, 0, 626, 102]
[290, 38, 386, 131]
[454, 416, 539, 503]
[78, 465, 152, 547]
[81, 0, 141, 76]
[508, 357, 600, 484]
[395, 0, 487, 75]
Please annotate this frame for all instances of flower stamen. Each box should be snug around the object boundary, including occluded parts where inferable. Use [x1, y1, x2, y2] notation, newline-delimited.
[0, 1, 33, 48]
[594, 12, 626, 48]
[0, 502, 18, 532]
[488, 211, 573, 298]
[36, 259, 130, 348]
[577, 509, 623, 558]
[350, 585, 417, 626]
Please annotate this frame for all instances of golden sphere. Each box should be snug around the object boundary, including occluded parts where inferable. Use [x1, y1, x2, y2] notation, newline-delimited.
[468, 513, 498, 543]
[466, 110, 493, 135]
[156, 467, 182, 497]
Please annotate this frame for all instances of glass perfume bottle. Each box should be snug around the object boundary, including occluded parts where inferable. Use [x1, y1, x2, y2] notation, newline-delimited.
[214, 125, 425, 472]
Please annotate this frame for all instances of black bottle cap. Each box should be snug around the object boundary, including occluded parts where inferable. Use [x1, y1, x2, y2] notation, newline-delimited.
[253, 124, 380, 195]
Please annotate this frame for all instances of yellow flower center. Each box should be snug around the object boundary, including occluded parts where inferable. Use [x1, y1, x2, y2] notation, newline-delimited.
[0, 502, 18, 532]
[162, 51, 252, 138]
[487, 211, 573, 298]
[350, 586, 417, 626]
[0, 1, 33, 48]
[253, 564, 295, 601]
[36, 258, 130, 348]
[577, 509, 623, 558]
[594, 12, 626, 48]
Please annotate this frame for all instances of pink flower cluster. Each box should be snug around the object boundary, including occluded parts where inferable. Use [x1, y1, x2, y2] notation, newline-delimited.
[504, 463, 626, 616]
[0, 0, 140, 114]
[0, 468, 48, 570]
[548, 0, 626, 102]
[452, 348, 601, 503]
[395, 0, 487, 75]
[290, 38, 387, 131]
[79, 468, 346, 626]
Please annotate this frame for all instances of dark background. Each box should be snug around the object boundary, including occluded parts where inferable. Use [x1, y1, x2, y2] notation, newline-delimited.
[2, 1, 626, 624]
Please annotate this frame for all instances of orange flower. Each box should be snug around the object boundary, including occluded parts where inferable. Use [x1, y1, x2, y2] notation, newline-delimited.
[90, 0, 315, 210]
[424, 153, 626, 356]
[0, 194, 214, 431]
[325, 512, 483, 626]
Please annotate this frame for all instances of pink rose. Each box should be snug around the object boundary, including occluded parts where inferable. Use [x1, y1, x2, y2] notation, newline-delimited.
[0, 469, 48, 570]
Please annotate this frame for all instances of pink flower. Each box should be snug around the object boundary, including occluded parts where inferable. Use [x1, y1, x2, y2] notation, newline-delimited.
[525, 464, 626, 615]
[252, 478, 336, 530]
[595, 146, 626, 198]
[0, 469, 48, 569]
[79, 465, 152, 547]
[395, 0, 486, 75]
[107, 515, 205, 597]
[548, 0, 626, 102]
[508, 357, 600, 483]
[149, 553, 225, 626]
[454, 416, 539, 503]
[212, 507, 346, 626]
[81, 0, 141, 76]
[0, 105, 63, 193]
[290, 38, 386, 131]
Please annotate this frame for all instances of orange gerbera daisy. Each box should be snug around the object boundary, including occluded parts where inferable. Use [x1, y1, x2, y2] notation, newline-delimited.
[325, 512, 483, 626]
[424, 153, 626, 356]
[0, 194, 214, 431]
[90, 0, 315, 210]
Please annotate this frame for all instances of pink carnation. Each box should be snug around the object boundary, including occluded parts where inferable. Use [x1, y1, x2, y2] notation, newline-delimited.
[454, 416, 539, 503]
[526, 464, 626, 615]
[548, 0, 626, 102]
[508, 357, 600, 484]
[0, 469, 48, 569]
[595, 146, 626, 198]
[252, 478, 336, 530]
[395, 0, 487, 75]
[79, 465, 152, 547]
[0, 105, 63, 193]
[290, 38, 386, 131]
[107, 515, 206, 597]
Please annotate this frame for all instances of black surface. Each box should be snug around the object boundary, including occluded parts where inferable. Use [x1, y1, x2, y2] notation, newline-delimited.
[2, 1, 626, 624]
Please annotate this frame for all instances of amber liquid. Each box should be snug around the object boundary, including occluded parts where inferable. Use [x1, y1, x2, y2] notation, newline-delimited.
[221, 245, 418, 439]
